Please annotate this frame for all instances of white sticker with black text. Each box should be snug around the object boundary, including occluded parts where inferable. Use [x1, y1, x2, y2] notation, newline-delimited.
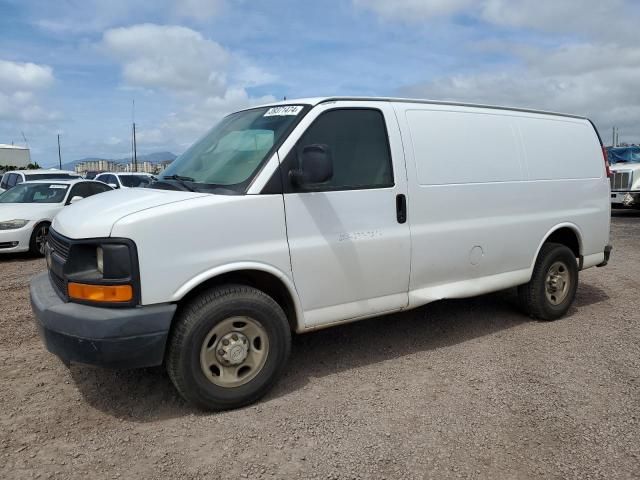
[50, 185, 67, 189]
[264, 105, 304, 117]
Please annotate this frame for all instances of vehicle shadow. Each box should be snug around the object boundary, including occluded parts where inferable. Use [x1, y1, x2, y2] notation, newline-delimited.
[612, 208, 640, 218]
[0, 252, 39, 262]
[69, 282, 609, 422]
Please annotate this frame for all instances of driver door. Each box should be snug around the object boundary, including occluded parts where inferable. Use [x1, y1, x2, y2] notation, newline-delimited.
[279, 102, 411, 328]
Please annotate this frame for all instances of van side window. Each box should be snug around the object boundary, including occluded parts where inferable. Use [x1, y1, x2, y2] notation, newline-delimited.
[291, 109, 394, 191]
[0, 174, 7, 189]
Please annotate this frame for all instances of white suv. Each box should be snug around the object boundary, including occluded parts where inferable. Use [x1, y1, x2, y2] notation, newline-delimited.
[0, 169, 80, 193]
[30, 97, 612, 410]
[94, 172, 155, 189]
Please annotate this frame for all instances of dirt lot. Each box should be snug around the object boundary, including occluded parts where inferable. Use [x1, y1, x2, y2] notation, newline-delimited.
[1, 213, 639, 480]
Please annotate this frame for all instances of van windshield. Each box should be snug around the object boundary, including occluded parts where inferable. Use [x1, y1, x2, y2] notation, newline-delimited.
[158, 105, 307, 193]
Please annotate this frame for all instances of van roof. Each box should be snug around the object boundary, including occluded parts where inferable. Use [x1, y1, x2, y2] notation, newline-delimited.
[256, 96, 586, 120]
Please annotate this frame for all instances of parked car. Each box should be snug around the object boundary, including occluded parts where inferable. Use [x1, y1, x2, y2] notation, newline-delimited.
[30, 97, 611, 410]
[0, 179, 112, 255]
[94, 172, 156, 189]
[84, 170, 104, 180]
[0, 169, 81, 193]
[608, 146, 640, 208]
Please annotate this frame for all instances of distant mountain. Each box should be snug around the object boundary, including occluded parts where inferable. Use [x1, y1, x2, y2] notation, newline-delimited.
[60, 151, 177, 171]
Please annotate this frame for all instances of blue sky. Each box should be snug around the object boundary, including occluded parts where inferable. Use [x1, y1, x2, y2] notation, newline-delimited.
[1, 0, 639, 166]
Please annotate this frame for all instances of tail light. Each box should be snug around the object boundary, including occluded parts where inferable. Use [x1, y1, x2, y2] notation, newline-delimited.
[602, 146, 612, 178]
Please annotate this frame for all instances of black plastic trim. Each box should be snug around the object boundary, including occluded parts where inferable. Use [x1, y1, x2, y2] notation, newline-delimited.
[597, 245, 612, 267]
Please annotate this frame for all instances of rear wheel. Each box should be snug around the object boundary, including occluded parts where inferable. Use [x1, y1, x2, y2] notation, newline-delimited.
[166, 284, 291, 410]
[29, 222, 50, 257]
[518, 243, 578, 320]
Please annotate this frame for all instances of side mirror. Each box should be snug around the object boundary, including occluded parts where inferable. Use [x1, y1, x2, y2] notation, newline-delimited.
[289, 144, 333, 187]
[108, 183, 118, 189]
[69, 196, 84, 204]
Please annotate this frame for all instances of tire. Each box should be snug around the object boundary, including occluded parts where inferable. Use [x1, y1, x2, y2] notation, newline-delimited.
[29, 222, 50, 257]
[166, 284, 291, 410]
[518, 243, 578, 320]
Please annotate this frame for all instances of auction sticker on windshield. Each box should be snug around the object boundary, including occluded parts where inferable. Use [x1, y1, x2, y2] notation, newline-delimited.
[264, 106, 304, 116]
[50, 185, 67, 189]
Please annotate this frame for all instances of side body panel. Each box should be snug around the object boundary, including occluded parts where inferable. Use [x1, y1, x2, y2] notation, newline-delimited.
[394, 102, 610, 307]
[110, 194, 293, 307]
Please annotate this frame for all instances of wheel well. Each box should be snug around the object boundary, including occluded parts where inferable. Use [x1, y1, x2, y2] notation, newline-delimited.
[544, 227, 580, 258]
[178, 270, 298, 332]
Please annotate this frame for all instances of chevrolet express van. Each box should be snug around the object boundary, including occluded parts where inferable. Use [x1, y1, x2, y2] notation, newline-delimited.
[30, 97, 612, 410]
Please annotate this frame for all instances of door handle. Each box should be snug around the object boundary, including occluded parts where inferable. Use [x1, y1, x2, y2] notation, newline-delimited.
[396, 194, 407, 224]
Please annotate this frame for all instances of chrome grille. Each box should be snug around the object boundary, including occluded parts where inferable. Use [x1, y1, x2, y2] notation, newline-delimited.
[47, 229, 71, 260]
[610, 171, 633, 191]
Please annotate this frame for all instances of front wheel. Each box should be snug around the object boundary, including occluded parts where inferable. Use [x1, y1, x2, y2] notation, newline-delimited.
[29, 222, 50, 257]
[166, 284, 291, 410]
[518, 243, 578, 320]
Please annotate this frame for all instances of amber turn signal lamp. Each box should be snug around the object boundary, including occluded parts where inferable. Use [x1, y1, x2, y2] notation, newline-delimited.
[68, 283, 133, 303]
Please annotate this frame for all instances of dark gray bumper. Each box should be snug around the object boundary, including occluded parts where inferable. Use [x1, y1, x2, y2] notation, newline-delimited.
[30, 272, 177, 368]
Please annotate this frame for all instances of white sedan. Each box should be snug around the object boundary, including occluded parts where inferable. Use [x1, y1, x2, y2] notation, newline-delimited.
[94, 172, 156, 189]
[0, 179, 112, 256]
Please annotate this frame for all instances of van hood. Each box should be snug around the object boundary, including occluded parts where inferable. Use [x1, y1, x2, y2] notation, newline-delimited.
[52, 188, 208, 239]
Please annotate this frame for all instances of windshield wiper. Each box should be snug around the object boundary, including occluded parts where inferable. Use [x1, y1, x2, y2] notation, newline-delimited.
[159, 175, 197, 192]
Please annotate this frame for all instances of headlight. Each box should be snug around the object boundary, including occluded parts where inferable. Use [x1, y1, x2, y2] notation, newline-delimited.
[96, 247, 104, 274]
[0, 219, 29, 230]
[64, 241, 137, 305]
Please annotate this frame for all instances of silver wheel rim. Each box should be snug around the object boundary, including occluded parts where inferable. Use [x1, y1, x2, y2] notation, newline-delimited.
[545, 261, 571, 305]
[199, 316, 269, 388]
[36, 225, 49, 255]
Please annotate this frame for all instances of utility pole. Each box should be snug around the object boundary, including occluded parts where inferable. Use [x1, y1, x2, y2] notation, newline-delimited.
[612, 127, 615, 147]
[57, 134, 62, 169]
[133, 122, 137, 172]
[131, 99, 138, 172]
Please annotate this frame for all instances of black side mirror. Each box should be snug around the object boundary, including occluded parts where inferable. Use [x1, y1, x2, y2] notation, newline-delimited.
[289, 144, 333, 187]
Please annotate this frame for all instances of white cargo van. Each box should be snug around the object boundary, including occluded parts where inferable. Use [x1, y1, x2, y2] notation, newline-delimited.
[30, 97, 611, 410]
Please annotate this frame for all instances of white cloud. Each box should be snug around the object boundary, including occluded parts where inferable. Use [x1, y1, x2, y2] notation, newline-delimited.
[33, 0, 223, 34]
[357, 0, 640, 143]
[102, 24, 277, 151]
[401, 42, 640, 143]
[103, 24, 230, 95]
[0, 59, 57, 123]
[355, 0, 634, 37]
[0, 59, 53, 92]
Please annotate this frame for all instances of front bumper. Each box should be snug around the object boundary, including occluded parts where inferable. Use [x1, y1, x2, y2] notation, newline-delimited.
[0, 223, 32, 253]
[30, 272, 176, 368]
[610, 191, 640, 207]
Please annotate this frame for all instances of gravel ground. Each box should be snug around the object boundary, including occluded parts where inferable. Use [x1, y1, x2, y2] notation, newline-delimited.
[1, 212, 639, 480]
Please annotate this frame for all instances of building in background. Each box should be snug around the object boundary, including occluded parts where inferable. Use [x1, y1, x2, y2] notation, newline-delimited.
[0, 144, 31, 168]
[75, 159, 171, 176]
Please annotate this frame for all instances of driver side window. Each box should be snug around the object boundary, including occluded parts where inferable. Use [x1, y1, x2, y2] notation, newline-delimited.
[287, 108, 394, 192]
